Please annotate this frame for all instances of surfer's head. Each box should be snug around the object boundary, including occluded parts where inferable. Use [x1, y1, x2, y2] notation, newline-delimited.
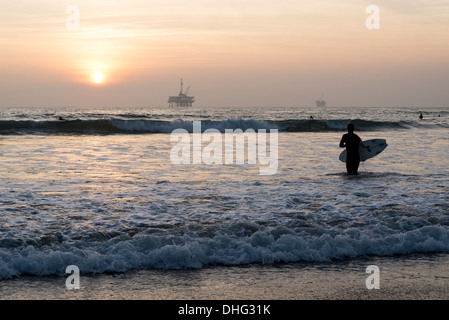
[347, 123, 355, 133]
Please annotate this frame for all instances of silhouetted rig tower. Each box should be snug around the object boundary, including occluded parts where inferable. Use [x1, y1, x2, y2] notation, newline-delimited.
[168, 79, 195, 107]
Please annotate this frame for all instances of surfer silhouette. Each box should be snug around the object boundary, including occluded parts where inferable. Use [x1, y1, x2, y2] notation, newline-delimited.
[339, 123, 362, 175]
[419, 113, 423, 120]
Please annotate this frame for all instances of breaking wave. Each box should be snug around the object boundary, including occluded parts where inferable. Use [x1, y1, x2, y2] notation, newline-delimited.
[1, 220, 449, 279]
[0, 118, 441, 135]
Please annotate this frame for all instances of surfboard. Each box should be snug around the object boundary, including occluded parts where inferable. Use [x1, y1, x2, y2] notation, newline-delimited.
[339, 139, 388, 163]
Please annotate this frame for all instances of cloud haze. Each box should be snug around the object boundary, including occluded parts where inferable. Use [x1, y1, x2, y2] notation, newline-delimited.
[0, 0, 448, 108]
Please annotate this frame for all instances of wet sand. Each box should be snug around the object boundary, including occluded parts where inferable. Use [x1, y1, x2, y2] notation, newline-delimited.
[1, 253, 448, 300]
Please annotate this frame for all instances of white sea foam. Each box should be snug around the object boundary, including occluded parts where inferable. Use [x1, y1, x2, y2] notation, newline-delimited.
[1, 223, 449, 279]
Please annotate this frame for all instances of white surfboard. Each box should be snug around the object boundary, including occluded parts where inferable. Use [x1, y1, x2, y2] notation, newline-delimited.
[339, 139, 388, 163]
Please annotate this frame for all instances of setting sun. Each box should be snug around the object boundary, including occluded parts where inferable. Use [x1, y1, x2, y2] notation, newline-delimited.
[93, 71, 104, 84]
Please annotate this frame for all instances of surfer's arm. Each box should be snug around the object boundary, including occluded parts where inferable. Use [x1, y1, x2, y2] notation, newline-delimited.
[339, 136, 346, 148]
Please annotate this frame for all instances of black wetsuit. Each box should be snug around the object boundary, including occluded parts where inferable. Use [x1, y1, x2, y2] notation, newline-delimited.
[340, 132, 362, 175]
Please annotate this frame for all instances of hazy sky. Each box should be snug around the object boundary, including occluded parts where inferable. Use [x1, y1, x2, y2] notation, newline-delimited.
[1, 0, 448, 108]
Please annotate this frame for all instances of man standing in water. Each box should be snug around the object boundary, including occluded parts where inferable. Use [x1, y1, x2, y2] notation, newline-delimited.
[339, 123, 362, 175]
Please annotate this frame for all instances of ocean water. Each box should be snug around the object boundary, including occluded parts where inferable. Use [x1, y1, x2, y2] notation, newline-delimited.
[0, 105, 448, 281]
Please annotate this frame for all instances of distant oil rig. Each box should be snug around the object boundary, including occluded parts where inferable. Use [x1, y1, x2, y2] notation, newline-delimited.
[315, 92, 326, 107]
[168, 78, 195, 107]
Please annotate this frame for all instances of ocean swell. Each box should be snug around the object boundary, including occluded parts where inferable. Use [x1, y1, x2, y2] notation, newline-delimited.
[0, 118, 438, 135]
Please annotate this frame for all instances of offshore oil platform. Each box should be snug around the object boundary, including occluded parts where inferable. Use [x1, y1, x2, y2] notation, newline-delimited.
[168, 78, 195, 107]
[315, 92, 326, 107]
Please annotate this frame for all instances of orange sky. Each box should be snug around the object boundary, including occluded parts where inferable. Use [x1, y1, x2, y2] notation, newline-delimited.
[1, 0, 448, 107]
